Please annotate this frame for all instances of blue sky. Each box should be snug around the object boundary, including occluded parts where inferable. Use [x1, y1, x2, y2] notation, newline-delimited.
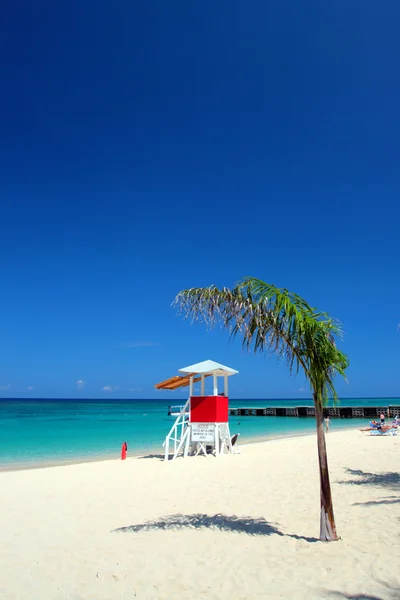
[0, 1, 399, 400]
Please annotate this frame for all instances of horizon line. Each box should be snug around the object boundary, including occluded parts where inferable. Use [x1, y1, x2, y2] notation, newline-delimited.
[0, 396, 399, 402]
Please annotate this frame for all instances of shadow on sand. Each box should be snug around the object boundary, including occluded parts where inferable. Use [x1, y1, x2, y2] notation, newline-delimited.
[337, 468, 400, 508]
[137, 453, 215, 460]
[326, 578, 400, 600]
[352, 496, 400, 507]
[136, 453, 165, 460]
[112, 513, 318, 543]
[327, 593, 384, 600]
[338, 469, 400, 492]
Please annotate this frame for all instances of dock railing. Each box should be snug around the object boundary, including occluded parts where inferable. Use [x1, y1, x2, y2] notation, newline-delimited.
[228, 405, 399, 419]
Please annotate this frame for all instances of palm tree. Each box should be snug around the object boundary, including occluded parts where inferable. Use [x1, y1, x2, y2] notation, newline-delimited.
[174, 277, 349, 541]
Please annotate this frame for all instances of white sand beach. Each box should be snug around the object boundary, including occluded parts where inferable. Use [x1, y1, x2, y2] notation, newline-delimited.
[0, 429, 399, 600]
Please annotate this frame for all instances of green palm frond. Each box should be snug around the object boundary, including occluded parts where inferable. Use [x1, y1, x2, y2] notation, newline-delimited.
[173, 277, 349, 406]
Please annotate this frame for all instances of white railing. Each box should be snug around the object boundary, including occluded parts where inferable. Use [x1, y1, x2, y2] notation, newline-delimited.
[163, 398, 190, 460]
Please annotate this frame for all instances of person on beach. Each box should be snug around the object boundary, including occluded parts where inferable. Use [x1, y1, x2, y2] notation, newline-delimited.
[324, 416, 330, 433]
[380, 412, 386, 425]
[360, 422, 392, 432]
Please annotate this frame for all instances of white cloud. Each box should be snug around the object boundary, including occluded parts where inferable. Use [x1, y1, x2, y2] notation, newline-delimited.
[76, 379, 86, 389]
[103, 386, 114, 392]
[27, 386, 34, 391]
[128, 387, 142, 392]
[0, 384, 11, 391]
[298, 387, 305, 392]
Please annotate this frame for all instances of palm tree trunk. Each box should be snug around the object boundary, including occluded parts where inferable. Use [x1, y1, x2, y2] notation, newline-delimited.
[313, 393, 339, 541]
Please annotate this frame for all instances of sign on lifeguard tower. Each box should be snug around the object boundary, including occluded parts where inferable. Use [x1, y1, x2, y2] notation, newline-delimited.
[155, 359, 238, 461]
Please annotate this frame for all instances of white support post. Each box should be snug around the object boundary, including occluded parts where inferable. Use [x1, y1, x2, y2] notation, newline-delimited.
[184, 424, 191, 457]
[164, 438, 169, 461]
[181, 412, 185, 439]
[215, 423, 220, 456]
[224, 375, 228, 397]
[174, 426, 190, 459]
[201, 374, 205, 396]
[226, 423, 232, 454]
[189, 376, 194, 397]
[213, 374, 218, 396]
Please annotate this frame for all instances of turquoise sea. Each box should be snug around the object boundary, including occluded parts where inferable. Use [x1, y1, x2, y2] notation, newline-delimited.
[1, 398, 398, 469]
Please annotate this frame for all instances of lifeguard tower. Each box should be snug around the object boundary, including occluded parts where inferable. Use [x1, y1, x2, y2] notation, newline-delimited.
[155, 359, 238, 461]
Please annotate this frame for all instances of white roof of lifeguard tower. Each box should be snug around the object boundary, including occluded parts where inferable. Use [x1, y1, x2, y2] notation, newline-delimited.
[179, 359, 238, 377]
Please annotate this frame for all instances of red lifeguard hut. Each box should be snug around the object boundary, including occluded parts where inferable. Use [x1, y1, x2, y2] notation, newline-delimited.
[155, 359, 238, 460]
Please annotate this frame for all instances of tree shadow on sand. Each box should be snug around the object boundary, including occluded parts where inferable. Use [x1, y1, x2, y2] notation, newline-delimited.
[337, 469, 400, 508]
[352, 496, 400, 507]
[112, 513, 318, 542]
[326, 578, 400, 600]
[327, 593, 384, 600]
[337, 469, 400, 492]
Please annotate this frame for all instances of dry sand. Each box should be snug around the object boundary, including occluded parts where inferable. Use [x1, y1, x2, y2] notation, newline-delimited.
[0, 429, 399, 600]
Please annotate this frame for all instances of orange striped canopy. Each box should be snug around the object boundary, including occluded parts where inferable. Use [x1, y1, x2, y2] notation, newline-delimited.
[154, 373, 211, 390]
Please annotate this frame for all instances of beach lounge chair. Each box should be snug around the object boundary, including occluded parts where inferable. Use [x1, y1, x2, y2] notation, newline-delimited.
[368, 428, 398, 437]
[231, 433, 241, 453]
[194, 433, 241, 456]
[217, 432, 241, 455]
[192, 441, 208, 457]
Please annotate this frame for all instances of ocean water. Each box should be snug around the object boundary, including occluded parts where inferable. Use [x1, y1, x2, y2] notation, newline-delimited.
[0, 397, 398, 469]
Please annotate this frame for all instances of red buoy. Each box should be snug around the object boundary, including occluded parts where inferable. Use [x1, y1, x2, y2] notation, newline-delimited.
[121, 441, 128, 460]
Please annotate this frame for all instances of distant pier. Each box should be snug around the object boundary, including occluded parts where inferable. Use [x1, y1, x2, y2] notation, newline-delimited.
[229, 405, 400, 419]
